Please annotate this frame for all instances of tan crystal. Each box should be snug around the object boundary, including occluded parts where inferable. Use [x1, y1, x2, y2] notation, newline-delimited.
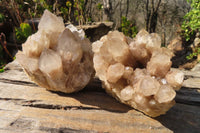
[39, 49, 63, 78]
[92, 30, 184, 117]
[38, 10, 65, 48]
[22, 30, 50, 57]
[154, 85, 176, 103]
[120, 86, 134, 101]
[135, 76, 160, 96]
[16, 10, 94, 93]
[165, 69, 184, 90]
[106, 63, 125, 83]
[147, 53, 172, 77]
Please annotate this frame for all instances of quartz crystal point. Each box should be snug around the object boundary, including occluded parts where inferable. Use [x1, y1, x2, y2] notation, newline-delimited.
[16, 10, 94, 93]
[92, 30, 184, 117]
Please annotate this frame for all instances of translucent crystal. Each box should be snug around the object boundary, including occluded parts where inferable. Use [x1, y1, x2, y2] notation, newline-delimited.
[135, 76, 160, 96]
[22, 30, 50, 57]
[16, 51, 39, 73]
[56, 28, 83, 65]
[106, 63, 125, 83]
[16, 10, 93, 93]
[38, 10, 65, 33]
[38, 10, 65, 48]
[92, 30, 184, 117]
[120, 86, 134, 101]
[123, 66, 134, 79]
[147, 53, 172, 77]
[39, 49, 63, 78]
[154, 85, 176, 103]
[165, 69, 184, 90]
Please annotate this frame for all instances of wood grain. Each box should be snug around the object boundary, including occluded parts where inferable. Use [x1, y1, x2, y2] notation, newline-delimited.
[0, 61, 199, 133]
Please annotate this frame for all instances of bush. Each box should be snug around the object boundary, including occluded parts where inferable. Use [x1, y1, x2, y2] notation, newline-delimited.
[120, 16, 138, 38]
[0, 13, 5, 23]
[15, 23, 32, 43]
[0, 44, 5, 73]
[182, 0, 200, 62]
[181, 0, 200, 41]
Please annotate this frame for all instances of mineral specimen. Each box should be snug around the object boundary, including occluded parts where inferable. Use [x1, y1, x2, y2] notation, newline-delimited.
[92, 30, 184, 117]
[16, 10, 94, 93]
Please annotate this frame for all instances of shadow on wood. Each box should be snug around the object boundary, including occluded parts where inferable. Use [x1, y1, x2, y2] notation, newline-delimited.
[0, 60, 200, 133]
[50, 90, 132, 113]
[155, 103, 200, 133]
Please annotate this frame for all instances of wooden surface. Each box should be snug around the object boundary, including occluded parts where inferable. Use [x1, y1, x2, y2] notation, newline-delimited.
[0, 60, 199, 133]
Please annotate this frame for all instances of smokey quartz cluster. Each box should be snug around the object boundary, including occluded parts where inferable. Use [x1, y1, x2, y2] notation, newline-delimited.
[92, 30, 184, 117]
[16, 10, 94, 93]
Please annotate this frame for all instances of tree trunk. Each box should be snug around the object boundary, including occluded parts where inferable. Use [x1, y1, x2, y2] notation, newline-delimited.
[103, 0, 111, 21]
[146, 0, 161, 33]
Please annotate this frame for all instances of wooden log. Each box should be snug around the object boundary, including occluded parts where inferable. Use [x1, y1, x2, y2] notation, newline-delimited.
[0, 60, 199, 133]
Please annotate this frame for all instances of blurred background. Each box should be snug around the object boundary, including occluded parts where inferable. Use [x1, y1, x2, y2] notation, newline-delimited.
[0, 0, 199, 71]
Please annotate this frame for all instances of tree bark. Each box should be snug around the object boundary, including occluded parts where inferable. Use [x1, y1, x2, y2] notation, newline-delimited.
[146, 0, 161, 33]
[125, 0, 129, 18]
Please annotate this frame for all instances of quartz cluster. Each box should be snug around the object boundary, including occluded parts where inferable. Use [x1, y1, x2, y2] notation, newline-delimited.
[16, 10, 94, 93]
[92, 30, 184, 117]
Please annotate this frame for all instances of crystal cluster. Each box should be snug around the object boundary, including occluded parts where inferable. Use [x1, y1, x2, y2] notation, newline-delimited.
[92, 30, 184, 117]
[16, 10, 94, 93]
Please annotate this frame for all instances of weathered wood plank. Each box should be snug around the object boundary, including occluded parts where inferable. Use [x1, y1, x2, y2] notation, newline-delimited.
[0, 61, 199, 133]
[171, 68, 200, 89]
[0, 80, 172, 133]
[182, 70, 200, 78]
[182, 78, 200, 89]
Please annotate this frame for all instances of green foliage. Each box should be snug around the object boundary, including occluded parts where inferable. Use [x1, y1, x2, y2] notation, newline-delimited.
[186, 47, 200, 61]
[87, 17, 92, 22]
[39, 0, 53, 11]
[0, 64, 5, 73]
[15, 23, 32, 43]
[1, 0, 95, 26]
[66, 1, 72, 7]
[183, 0, 200, 62]
[0, 13, 5, 23]
[97, 3, 103, 10]
[181, 0, 200, 41]
[120, 16, 138, 38]
[60, 7, 69, 21]
[0, 45, 5, 73]
[73, 0, 86, 25]
[0, 68, 4, 73]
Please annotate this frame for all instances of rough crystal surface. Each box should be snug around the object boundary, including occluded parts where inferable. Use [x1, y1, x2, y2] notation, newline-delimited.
[92, 30, 184, 117]
[16, 10, 94, 93]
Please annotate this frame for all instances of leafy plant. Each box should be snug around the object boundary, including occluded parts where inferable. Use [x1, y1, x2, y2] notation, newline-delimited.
[38, 0, 53, 12]
[0, 44, 5, 73]
[96, 3, 103, 21]
[120, 16, 138, 38]
[181, 0, 200, 41]
[0, 13, 5, 23]
[73, 0, 86, 25]
[87, 17, 92, 22]
[186, 47, 200, 61]
[0, 34, 7, 73]
[97, 3, 103, 10]
[60, 1, 72, 22]
[15, 23, 32, 43]
[182, 0, 200, 62]
[0, 65, 5, 73]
